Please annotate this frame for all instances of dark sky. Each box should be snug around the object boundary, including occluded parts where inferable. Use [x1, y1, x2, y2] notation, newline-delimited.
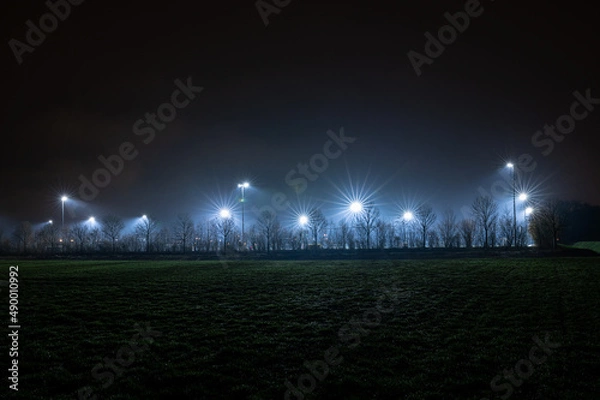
[1, 0, 599, 228]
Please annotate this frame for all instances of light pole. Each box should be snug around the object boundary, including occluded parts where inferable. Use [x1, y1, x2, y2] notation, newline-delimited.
[525, 207, 533, 246]
[348, 201, 364, 248]
[403, 211, 413, 248]
[61, 196, 68, 230]
[518, 193, 528, 246]
[299, 214, 309, 249]
[142, 215, 150, 252]
[506, 163, 517, 247]
[238, 182, 250, 250]
[219, 209, 232, 252]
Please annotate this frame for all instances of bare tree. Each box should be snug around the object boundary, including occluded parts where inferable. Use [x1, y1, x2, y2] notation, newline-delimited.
[216, 216, 235, 252]
[529, 198, 569, 249]
[499, 209, 514, 248]
[438, 209, 458, 248]
[135, 216, 158, 252]
[248, 224, 262, 251]
[309, 209, 328, 248]
[471, 195, 498, 248]
[257, 210, 278, 253]
[12, 222, 33, 253]
[489, 219, 498, 248]
[156, 227, 172, 252]
[102, 214, 125, 253]
[459, 218, 476, 248]
[427, 229, 440, 248]
[272, 221, 283, 251]
[172, 213, 195, 253]
[69, 223, 89, 252]
[354, 206, 380, 249]
[336, 221, 350, 249]
[416, 204, 437, 248]
[89, 227, 101, 251]
[38, 223, 59, 252]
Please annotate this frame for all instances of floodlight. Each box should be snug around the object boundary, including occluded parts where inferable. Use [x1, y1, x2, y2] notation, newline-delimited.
[349, 201, 363, 213]
[403, 211, 414, 221]
[61, 196, 68, 202]
[89, 217, 96, 223]
[220, 209, 231, 219]
[519, 193, 528, 201]
[506, 162, 514, 168]
[299, 215, 309, 226]
[525, 207, 534, 216]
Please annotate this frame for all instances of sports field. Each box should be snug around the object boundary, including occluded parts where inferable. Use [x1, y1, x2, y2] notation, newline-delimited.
[3, 257, 599, 399]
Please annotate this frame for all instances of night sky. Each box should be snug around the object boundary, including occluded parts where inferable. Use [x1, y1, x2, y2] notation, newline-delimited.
[1, 0, 599, 228]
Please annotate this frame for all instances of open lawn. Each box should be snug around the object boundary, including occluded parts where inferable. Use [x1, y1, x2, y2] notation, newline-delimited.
[2, 257, 600, 399]
[568, 242, 600, 254]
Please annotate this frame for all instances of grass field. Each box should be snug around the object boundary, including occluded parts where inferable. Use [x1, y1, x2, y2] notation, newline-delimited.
[2, 258, 600, 399]
[568, 242, 600, 254]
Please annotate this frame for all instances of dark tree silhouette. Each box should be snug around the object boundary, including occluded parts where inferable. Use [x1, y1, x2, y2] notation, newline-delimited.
[416, 204, 437, 248]
[438, 209, 458, 248]
[471, 195, 498, 248]
[135, 216, 158, 252]
[102, 215, 125, 253]
[354, 206, 380, 249]
[173, 213, 195, 253]
[309, 209, 328, 248]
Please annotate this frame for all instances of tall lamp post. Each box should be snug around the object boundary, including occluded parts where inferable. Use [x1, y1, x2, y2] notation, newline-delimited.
[525, 207, 533, 246]
[61, 196, 68, 230]
[299, 214, 309, 250]
[237, 182, 250, 250]
[518, 193, 528, 246]
[402, 211, 413, 248]
[506, 163, 517, 247]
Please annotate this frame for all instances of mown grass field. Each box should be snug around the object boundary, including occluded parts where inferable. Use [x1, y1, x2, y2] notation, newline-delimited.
[569, 242, 600, 254]
[2, 257, 600, 399]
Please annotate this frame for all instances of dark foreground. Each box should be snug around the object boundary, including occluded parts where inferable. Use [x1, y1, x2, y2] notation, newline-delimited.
[2, 258, 599, 399]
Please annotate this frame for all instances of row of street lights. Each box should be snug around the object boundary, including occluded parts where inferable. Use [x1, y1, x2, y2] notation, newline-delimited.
[506, 162, 536, 246]
[57, 168, 533, 247]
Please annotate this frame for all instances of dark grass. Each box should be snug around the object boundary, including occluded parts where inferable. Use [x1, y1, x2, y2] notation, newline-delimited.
[2, 258, 600, 399]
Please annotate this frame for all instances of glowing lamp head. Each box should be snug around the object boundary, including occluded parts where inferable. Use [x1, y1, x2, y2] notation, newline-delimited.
[219, 209, 231, 219]
[349, 201, 363, 213]
[403, 211, 414, 221]
[142, 214, 148, 220]
[61, 196, 68, 202]
[238, 182, 250, 189]
[89, 217, 96, 223]
[519, 193, 528, 201]
[525, 207, 534, 216]
[506, 162, 514, 169]
[48, 220, 53, 224]
[299, 215, 309, 226]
